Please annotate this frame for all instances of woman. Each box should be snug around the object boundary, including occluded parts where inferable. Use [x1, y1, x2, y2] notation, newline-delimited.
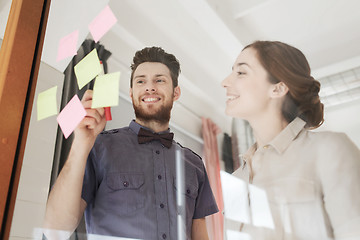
[222, 40, 360, 240]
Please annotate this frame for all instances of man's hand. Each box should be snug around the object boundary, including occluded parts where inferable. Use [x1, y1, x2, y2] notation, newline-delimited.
[74, 89, 106, 147]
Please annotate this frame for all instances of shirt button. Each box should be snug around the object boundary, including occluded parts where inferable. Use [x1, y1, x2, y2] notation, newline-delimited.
[162, 233, 167, 239]
[123, 181, 129, 187]
[186, 189, 191, 194]
[158, 175, 162, 180]
[160, 203, 164, 208]
[156, 150, 160, 154]
[263, 145, 269, 149]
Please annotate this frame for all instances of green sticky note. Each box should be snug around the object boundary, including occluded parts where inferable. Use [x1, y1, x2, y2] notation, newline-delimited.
[74, 48, 102, 90]
[92, 71, 120, 108]
[37, 86, 58, 121]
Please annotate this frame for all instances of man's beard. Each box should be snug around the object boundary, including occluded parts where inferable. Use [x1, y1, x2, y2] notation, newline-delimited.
[132, 98, 173, 125]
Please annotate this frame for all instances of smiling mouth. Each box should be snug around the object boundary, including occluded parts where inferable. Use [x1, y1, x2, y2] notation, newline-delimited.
[227, 95, 239, 101]
[142, 97, 161, 103]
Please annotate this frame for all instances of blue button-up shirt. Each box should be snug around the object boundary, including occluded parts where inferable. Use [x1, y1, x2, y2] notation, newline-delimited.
[82, 120, 218, 239]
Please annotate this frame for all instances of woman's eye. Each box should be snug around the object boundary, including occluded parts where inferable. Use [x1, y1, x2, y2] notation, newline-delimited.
[237, 72, 245, 75]
[137, 80, 144, 84]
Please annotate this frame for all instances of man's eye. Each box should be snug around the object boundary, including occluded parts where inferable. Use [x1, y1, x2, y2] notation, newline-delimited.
[237, 72, 245, 75]
[137, 80, 144, 84]
[156, 79, 164, 82]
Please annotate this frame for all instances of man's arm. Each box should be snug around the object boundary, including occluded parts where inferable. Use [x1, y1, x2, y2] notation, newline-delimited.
[191, 218, 209, 240]
[43, 90, 106, 238]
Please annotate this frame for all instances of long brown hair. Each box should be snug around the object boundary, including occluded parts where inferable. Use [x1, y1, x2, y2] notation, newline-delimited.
[244, 41, 324, 129]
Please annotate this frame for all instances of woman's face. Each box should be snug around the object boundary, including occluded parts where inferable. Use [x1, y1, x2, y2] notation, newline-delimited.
[222, 47, 277, 120]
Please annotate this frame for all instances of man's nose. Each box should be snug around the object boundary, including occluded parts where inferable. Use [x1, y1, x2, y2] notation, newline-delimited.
[145, 82, 156, 92]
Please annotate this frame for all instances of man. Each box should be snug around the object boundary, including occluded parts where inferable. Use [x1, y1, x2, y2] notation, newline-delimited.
[43, 47, 218, 240]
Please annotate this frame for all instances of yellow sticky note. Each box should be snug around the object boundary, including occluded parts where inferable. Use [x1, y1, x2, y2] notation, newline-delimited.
[74, 48, 102, 90]
[91, 71, 120, 108]
[37, 86, 58, 121]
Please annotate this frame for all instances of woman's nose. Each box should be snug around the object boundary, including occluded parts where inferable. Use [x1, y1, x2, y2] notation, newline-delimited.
[221, 74, 231, 88]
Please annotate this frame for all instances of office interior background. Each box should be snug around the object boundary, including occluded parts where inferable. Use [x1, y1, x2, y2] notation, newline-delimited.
[1, 0, 360, 239]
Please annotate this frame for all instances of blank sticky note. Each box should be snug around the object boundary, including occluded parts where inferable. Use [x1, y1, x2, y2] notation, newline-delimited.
[89, 5, 117, 42]
[92, 72, 120, 108]
[57, 95, 86, 139]
[37, 86, 58, 121]
[56, 30, 79, 62]
[74, 49, 102, 90]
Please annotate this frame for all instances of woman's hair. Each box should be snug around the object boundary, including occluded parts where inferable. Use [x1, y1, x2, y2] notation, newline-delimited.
[130, 46, 181, 88]
[244, 40, 324, 129]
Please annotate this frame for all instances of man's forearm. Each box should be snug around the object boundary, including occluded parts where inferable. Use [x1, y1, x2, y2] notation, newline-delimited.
[43, 141, 90, 232]
[192, 218, 210, 240]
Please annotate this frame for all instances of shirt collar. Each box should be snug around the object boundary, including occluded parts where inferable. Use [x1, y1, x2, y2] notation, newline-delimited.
[241, 117, 306, 162]
[129, 120, 171, 135]
[269, 117, 306, 154]
[240, 144, 257, 165]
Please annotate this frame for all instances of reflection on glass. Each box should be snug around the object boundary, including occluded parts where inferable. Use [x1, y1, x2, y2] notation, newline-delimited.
[41, 229, 140, 240]
[221, 170, 275, 238]
[248, 184, 274, 229]
[221, 171, 250, 224]
[226, 230, 251, 240]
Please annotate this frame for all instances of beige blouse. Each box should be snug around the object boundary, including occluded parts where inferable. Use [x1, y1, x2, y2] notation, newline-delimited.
[233, 117, 360, 240]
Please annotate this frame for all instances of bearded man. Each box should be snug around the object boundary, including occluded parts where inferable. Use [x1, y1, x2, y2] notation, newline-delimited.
[43, 47, 218, 240]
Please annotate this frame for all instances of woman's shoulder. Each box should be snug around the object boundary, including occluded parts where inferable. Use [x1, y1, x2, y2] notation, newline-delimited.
[305, 130, 354, 145]
[304, 130, 360, 157]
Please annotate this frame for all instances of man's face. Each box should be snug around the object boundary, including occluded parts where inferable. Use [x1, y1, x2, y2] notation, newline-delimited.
[130, 62, 180, 124]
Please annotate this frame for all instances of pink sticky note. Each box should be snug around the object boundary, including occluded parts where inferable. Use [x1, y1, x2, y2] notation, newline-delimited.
[88, 5, 117, 42]
[57, 95, 86, 139]
[56, 30, 79, 62]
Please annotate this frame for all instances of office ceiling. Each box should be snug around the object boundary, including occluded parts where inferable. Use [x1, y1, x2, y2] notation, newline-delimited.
[2, 0, 360, 133]
[102, 0, 360, 132]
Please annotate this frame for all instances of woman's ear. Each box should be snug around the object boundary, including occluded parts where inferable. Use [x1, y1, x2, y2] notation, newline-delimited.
[271, 82, 289, 98]
[173, 86, 181, 101]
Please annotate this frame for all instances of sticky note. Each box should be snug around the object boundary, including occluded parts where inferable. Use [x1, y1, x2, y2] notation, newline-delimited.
[37, 86, 58, 121]
[56, 30, 79, 62]
[92, 71, 120, 108]
[57, 95, 86, 139]
[74, 49, 102, 90]
[88, 5, 117, 42]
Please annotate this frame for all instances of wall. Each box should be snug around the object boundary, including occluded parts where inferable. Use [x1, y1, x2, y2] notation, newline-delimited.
[0, 0, 11, 39]
[9, 62, 64, 239]
[318, 99, 360, 147]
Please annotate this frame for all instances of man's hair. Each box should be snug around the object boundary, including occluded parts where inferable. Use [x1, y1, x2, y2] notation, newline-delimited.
[130, 46, 181, 88]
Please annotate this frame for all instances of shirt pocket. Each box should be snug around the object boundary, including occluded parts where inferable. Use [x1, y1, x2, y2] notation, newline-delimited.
[263, 178, 321, 238]
[173, 177, 198, 219]
[105, 172, 145, 215]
